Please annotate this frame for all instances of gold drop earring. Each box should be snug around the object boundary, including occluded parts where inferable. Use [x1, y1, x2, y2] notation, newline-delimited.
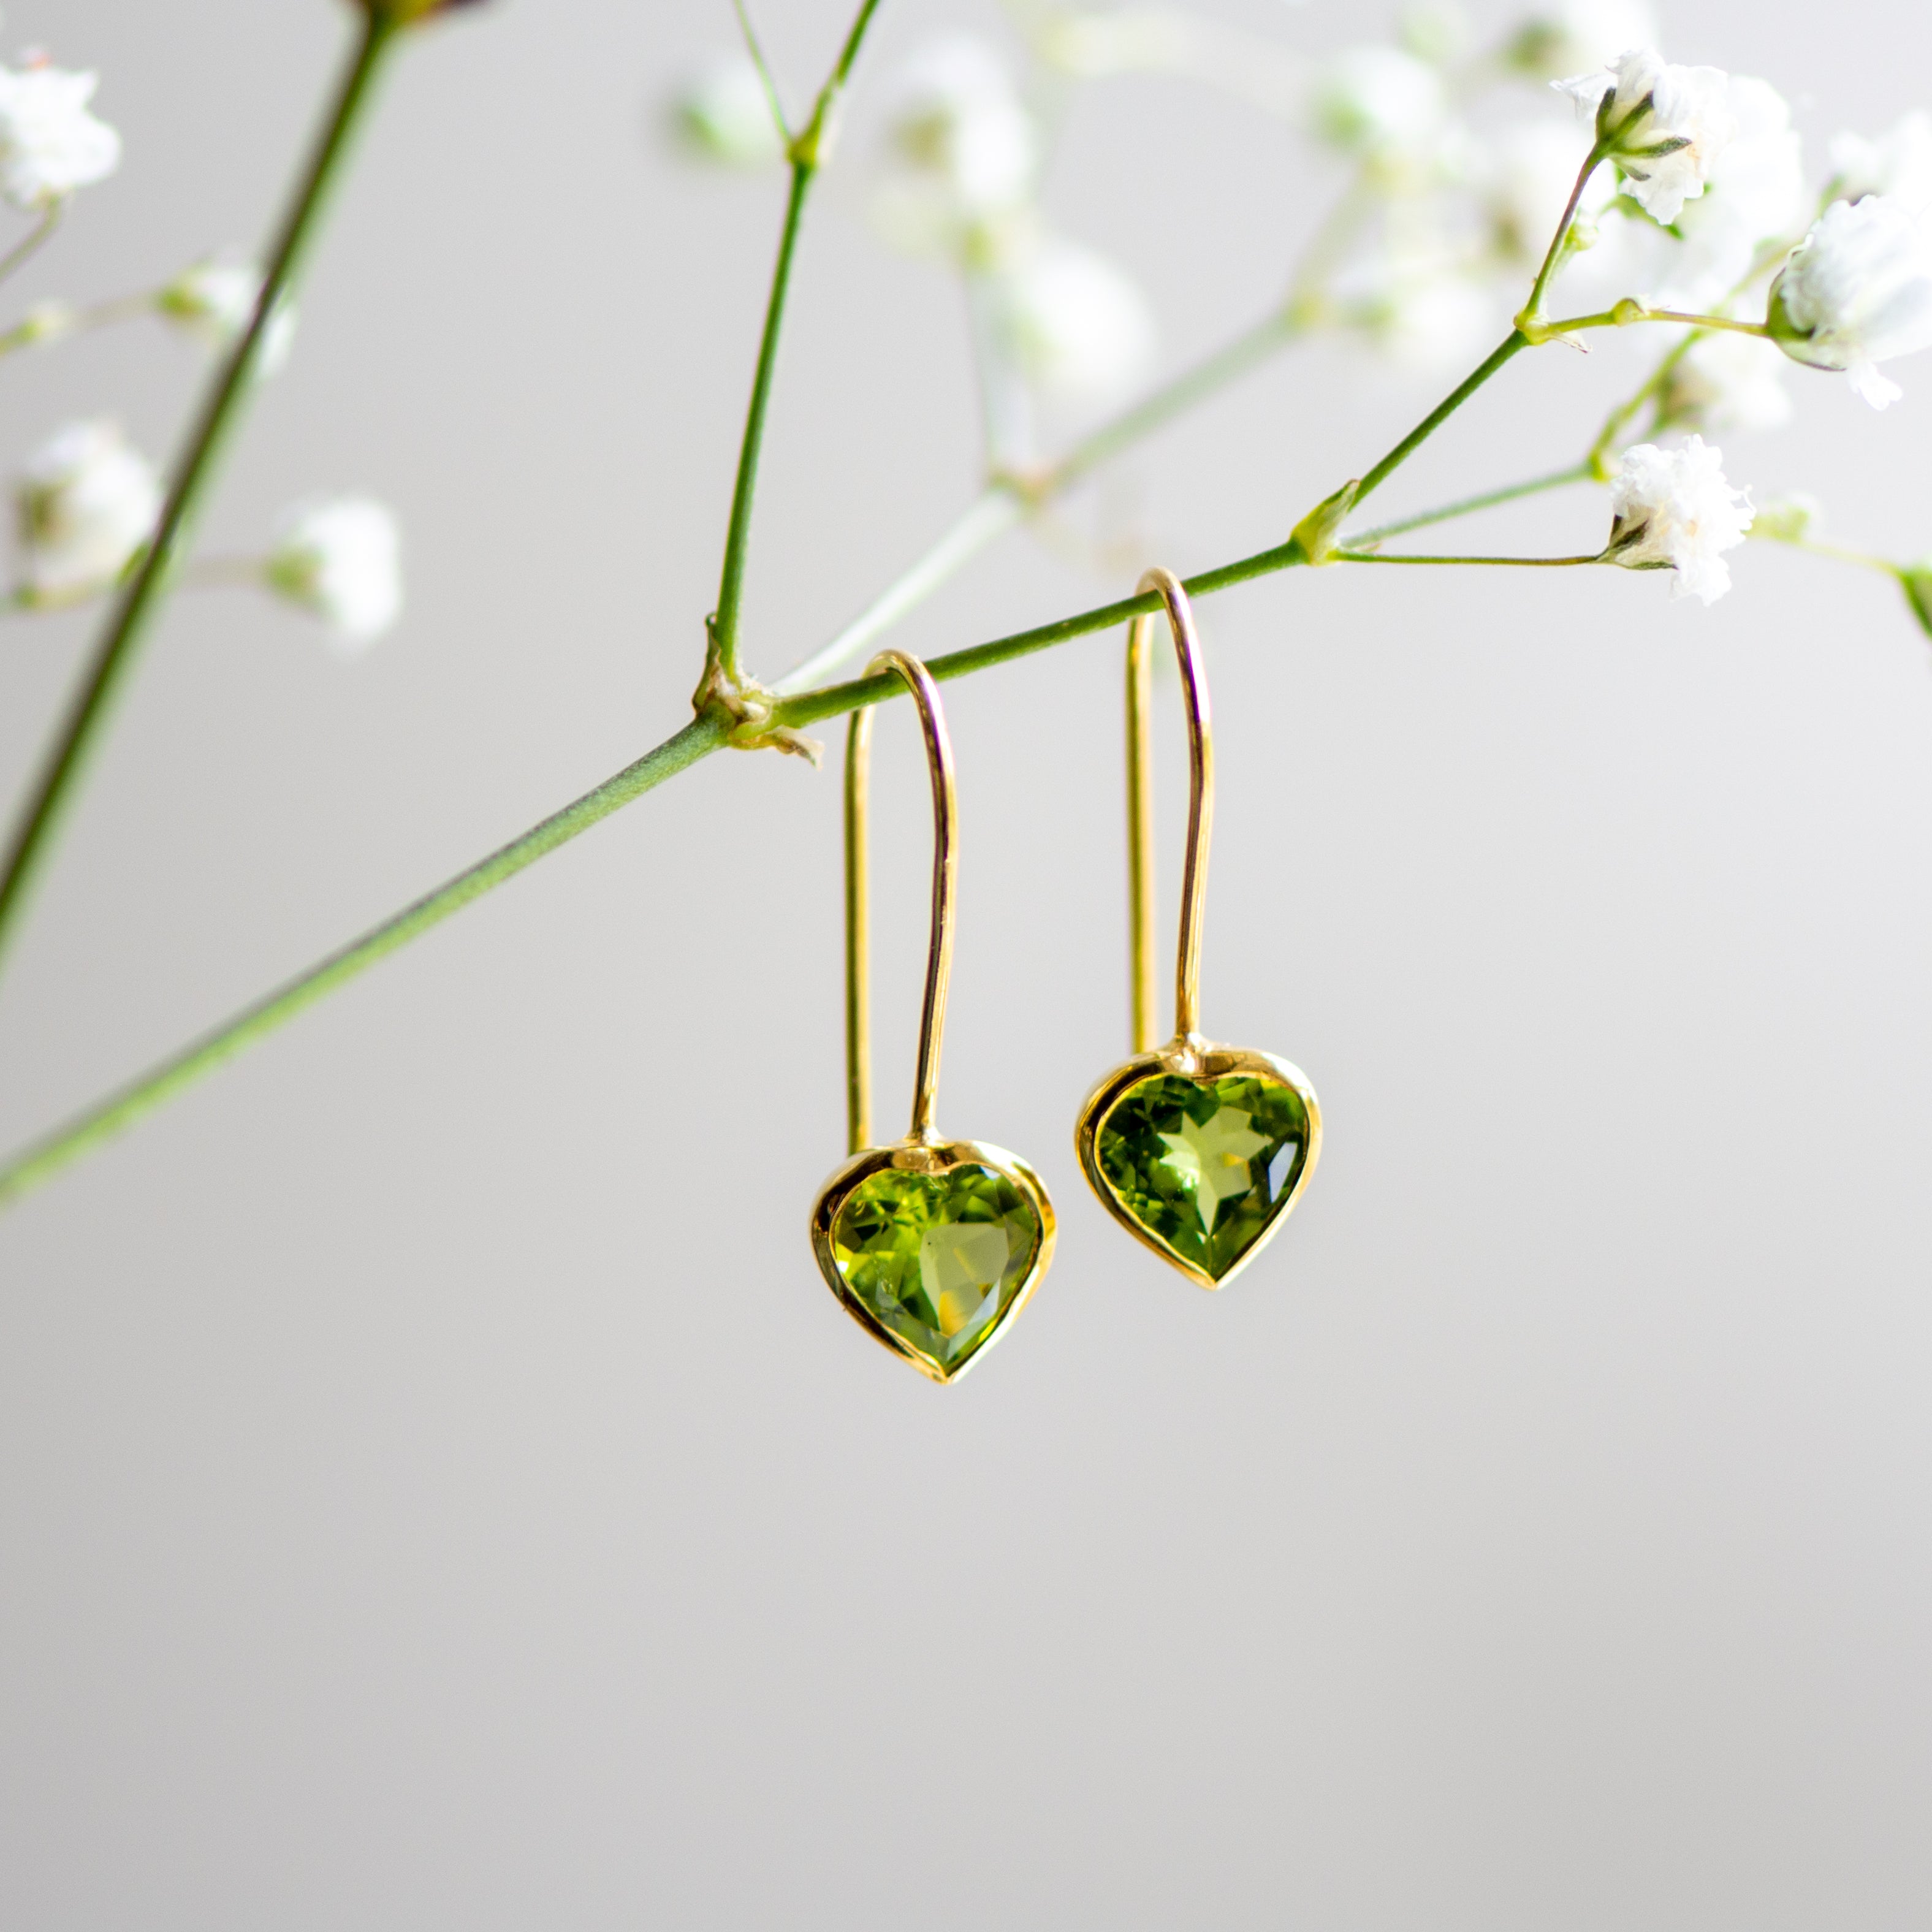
[1074, 569, 1322, 1288]
[810, 650, 1056, 1383]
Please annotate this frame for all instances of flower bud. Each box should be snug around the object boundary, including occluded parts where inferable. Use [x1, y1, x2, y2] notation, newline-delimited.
[156, 258, 298, 372]
[1767, 195, 1932, 409]
[1554, 47, 1735, 224]
[1901, 562, 1932, 639]
[1751, 492, 1821, 544]
[15, 420, 160, 603]
[667, 56, 785, 169]
[266, 496, 403, 649]
[0, 58, 120, 208]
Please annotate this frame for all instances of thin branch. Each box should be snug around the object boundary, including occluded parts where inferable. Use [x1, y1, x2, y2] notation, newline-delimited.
[0, 716, 729, 1206]
[704, 0, 886, 686]
[1343, 463, 1592, 549]
[1336, 551, 1601, 567]
[731, 0, 793, 144]
[0, 12, 403, 985]
[0, 200, 63, 287]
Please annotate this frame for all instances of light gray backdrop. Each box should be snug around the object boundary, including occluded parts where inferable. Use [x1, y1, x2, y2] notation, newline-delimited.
[1, 1, 1928, 1925]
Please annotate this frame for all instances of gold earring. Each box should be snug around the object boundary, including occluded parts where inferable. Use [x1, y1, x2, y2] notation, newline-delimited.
[810, 650, 1056, 1383]
[1074, 569, 1322, 1288]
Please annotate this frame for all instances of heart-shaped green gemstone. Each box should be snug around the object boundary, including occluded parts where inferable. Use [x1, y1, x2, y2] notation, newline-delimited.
[1095, 1072, 1310, 1282]
[825, 1163, 1043, 1378]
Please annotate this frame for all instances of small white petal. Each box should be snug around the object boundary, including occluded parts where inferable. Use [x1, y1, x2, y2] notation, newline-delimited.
[14, 418, 159, 599]
[1768, 195, 1932, 407]
[1606, 434, 1753, 604]
[981, 238, 1156, 405]
[267, 496, 403, 649]
[0, 61, 120, 208]
[667, 55, 785, 169]
[870, 37, 1036, 261]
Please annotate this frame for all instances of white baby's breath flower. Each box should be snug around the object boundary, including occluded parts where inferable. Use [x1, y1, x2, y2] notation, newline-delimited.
[1604, 435, 1752, 603]
[872, 37, 1035, 262]
[1663, 330, 1793, 433]
[1310, 45, 1450, 169]
[1654, 77, 1806, 308]
[0, 58, 120, 208]
[1337, 251, 1497, 371]
[1481, 120, 1614, 265]
[15, 418, 159, 601]
[155, 258, 297, 372]
[266, 496, 403, 649]
[983, 238, 1156, 405]
[1505, 0, 1658, 81]
[1556, 47, 1736, 226]
[667, 54, 786, 169]
[1767, 194, 1932, 409]
[1829, 111, 1932, 218]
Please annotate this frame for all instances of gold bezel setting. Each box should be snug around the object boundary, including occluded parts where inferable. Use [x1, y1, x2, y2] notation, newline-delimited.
[1074, 1035, 1320, 1291]
[810, 1134, 1057, 1384]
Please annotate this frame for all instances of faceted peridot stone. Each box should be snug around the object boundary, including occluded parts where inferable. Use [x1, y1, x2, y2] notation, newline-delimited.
[1096, 1073, 1309, 1280]
[829, 1163, 1043, 1374]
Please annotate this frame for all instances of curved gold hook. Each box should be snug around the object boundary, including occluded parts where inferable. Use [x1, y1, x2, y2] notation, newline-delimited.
[843, 649, 959, 1154]
[1124, 567, 1214, 1051]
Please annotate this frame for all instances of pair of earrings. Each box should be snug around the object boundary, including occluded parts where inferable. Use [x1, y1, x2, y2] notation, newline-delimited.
[808, 572, 1323, 1385]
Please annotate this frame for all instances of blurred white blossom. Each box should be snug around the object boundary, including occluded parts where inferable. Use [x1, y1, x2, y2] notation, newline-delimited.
[1557, 48, 1736, 226]
[156, 258, 297, 372]
[1480, 119, 1614, 265]
[667, 53, 786, 169]
[1663, 330, 1793, 433]
[266, 496, 403, 649]
[872, 37, 1036, 261]
[1829, 111, 1932, 218]
[0, 57, 120, 208]
[1665, 77, 1805, 303]
[983, 237, 1156, 405]
[1751, 491, 1822, 543]
[1505, 0, 1658, 81]
[1768, 194, 1932, 409]
[1336, 249, 1497, 371]
[1310, 45, 1451, 172]
[15, 419, 159, 601]
[1604, 435, 1752, 603]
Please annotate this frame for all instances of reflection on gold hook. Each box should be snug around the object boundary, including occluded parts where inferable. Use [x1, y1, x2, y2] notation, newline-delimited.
[842, 648, 958, 1152]
[1125, 566, 1214, 1048]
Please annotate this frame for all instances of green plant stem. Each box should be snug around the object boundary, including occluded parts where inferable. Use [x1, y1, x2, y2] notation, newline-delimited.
[1344, 462, 1592, 548]
[0, 717, 728, 1207]
[0, 222, 1681, 1207]
[0, 200, 63, 287]
[706, 0, 883, 684]
[1353, 333, 1529, 508]
[1336, 552, 1601, 567]
[0, 11, 401, 985]
[707, 161, 812, 682]
[0, 290, 164, 359]
[1518, 144, 1605, 326]
[1546, 303, 1771, 338]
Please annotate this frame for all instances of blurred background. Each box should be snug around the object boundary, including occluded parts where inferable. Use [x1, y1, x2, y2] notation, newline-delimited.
[2, 0, 1930, 1923]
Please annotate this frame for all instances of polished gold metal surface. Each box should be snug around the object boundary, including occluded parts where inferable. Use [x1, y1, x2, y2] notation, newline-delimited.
[813, 648, 1054, 1383]
[1077, 568, 1321, 1289]
[1125, 607, 1158, 1057]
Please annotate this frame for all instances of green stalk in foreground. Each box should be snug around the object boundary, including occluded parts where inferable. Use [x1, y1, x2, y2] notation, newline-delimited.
[0, 279, 1553, 1210]
[0, 10, 403, 981]
[704, 0, 883, 688]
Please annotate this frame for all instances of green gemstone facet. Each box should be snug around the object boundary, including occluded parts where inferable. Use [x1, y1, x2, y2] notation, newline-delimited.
[828, 1164, 1043, 1374]
[1096, 1073, 1309, 1280]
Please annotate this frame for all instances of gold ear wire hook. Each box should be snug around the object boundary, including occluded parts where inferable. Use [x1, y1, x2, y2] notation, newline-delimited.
[1124, 566, 1214, 1051]
[843, 649, 959, 1154]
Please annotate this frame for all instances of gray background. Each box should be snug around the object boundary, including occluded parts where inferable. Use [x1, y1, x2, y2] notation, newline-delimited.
[2, 0, 1929, 1924]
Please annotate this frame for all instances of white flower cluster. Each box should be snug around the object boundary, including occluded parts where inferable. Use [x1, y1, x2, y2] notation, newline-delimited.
[0, 56, 120, 208]
[654, 4, 1932, 612]
[0, 46, 399, 649]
